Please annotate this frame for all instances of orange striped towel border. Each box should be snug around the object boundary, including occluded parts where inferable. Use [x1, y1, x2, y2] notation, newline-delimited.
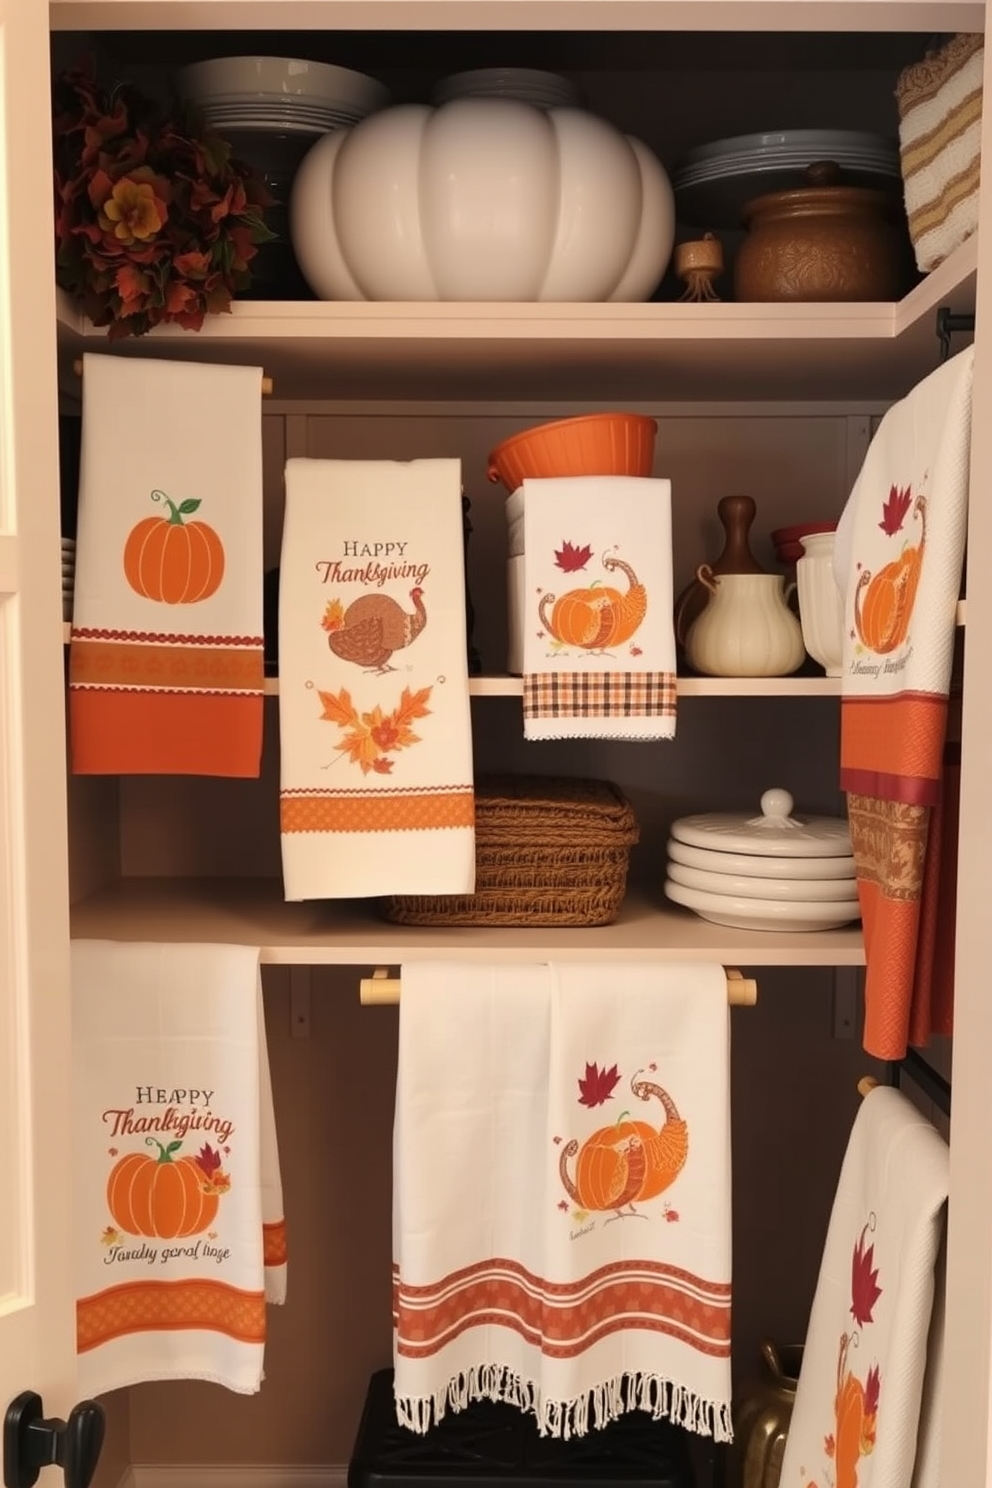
[280, 787, 475, 834]
[77, 1278, 267, 1352]
[392, 1257, 731, 1362]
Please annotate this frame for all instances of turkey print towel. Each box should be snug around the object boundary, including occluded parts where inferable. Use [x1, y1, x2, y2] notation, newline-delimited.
[279, 458, 475, 900]
[69, 353, 265, 776]
[517, 476, 677, 740]
[779, 1087, 949, 1488]
[834, 345, 972, 1058]
[71, 940, 286, 1395]
[393, 960, 732, 1440]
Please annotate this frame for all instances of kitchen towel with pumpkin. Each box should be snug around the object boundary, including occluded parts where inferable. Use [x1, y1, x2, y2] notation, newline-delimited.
[278, 458, 475, 899]
[392, 960, 732, 1439]
[834, 345, 972, 1060]
[515, 476, 677, 740]
[779, 1086, 949, 1488]
[69, 353, 265, 776]
[71, 940, 286, 1395]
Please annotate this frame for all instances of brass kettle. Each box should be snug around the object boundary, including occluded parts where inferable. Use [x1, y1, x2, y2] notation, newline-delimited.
[727, 1339, 803, 1488]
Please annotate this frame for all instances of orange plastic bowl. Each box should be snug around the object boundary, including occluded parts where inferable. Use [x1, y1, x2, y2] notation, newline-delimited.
[487, 413, 658, 492]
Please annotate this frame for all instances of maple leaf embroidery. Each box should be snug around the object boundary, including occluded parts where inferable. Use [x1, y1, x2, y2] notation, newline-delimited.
[321, 597, 346, 632]
[824, 1433, 836, 1459]
[577, 1061, 621, 1107]
[557, 1200, 569, 1212]
[195, 1144, 223, 1178]
[864, 1362, 881, 1420]
[555, 540, 594, 573]
[101, 1226, 121, 1246]
[851, 1221, 883, 1327]
[879, 484, 913, 536]
[318, 684, 432, 775]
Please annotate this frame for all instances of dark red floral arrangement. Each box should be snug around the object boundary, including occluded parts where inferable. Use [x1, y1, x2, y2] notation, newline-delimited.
[53, 66, 273, 338]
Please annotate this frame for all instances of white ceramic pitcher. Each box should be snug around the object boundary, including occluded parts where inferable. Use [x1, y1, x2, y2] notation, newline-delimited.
[795, 530, 844, 676]
[685, 565, 806, 677]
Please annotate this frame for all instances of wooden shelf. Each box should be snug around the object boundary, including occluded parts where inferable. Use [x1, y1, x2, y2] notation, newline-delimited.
[56, 236, 977, 404]
[69, 876, 866, 967]
[49, 0, 985, 35]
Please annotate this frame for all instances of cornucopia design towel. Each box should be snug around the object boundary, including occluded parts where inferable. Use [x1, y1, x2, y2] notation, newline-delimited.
[835, 346, 972, 1059]
[69, 353, 265, 776]
[517, 476, 678, 740]
[779, 1086, 949, 1488]
[392, 960, 732, 1440]
[278, 458, 475, 900]
[71, 940, 286, 1395]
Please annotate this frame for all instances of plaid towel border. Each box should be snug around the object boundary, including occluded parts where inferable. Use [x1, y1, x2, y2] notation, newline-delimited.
[523, 671, 677, 720]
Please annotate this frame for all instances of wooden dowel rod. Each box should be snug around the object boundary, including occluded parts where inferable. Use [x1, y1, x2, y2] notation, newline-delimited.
[360, 967, 758, 1006]
[73, 358, 273, 396]
[858, 1075, 880, 1098]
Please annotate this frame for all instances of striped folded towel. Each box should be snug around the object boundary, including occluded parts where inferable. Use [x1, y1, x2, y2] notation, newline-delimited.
[896, 32, 983, 272]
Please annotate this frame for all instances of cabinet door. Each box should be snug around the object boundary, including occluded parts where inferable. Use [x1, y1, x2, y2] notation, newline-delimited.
[0, 0, 77, 1419]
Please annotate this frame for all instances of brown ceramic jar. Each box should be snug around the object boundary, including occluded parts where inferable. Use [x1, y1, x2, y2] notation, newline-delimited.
[734, 161, 904, 302]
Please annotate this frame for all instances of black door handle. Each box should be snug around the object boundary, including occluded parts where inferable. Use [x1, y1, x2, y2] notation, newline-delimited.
[3, 1392, 105, 1488]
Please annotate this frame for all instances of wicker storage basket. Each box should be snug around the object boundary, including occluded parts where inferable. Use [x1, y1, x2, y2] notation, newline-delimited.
[380, 775, 639, 927]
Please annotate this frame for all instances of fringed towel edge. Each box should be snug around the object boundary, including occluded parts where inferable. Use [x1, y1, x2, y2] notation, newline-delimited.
[394, 1364, 733, 1443]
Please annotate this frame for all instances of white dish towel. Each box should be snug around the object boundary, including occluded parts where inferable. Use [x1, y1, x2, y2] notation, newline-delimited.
[72, 941, 286, 1395]
[279, 458, 475, 900]
[516, 477, 677, 740]
[392, 960, 731, 1440]
[69, 353, 265, 777]
[779, 1086, 949, 1488]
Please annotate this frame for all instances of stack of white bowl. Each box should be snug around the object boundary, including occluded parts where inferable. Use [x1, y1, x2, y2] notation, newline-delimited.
[61, 538, 75, 621]
[432, 68, 580, 109]
[664, 788, 861, 932]
[177, 55, 390, 136]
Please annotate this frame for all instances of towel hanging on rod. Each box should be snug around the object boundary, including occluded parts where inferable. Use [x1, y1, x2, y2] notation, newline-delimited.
[72, 357, 274, 396]
[359, 965, 757, 1005]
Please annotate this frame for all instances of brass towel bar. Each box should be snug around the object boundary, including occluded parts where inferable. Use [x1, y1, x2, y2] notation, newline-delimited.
[72, 357, 274, 396]
[359, 966, 758, 1006]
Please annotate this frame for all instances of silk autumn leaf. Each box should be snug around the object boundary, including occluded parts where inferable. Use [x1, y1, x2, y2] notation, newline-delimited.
[577, 1061, 621, 1107]
[851, 1222, 883, 1327]
[864, 1363, 881, 1418]
[879, 484, 913, 536]
[555, 540, 594, 573]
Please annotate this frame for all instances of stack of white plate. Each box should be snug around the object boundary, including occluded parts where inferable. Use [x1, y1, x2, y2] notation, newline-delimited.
[61, 538, 75, 622]
[177, 55, 390, 135]
[673, 129, 901, 228]
[432, 68, 580, 109]
[664, 787, 861, 932]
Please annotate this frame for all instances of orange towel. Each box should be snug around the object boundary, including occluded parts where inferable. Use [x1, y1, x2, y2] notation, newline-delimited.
[835, 350, 971, 1059]
[69, 354, 265, 776]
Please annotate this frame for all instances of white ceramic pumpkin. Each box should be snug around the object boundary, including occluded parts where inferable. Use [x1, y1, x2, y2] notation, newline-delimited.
[289, 98, 675, 302]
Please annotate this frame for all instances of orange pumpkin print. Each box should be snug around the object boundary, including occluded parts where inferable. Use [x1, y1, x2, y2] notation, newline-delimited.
[854, 493, 926, 655]
[540, 555, 647, 651]
[107, 1137, 221, 1239]
[559, 1073, 688, 1214]
[123, 489, 225, 604]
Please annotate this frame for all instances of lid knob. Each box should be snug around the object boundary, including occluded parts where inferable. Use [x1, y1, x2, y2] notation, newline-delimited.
[760, 788, 795, 820]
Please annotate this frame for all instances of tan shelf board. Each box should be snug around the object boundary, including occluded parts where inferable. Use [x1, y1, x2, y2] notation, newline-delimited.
[49, 0, 986, 32]
[69, 876, 866, 968]
[55, 238, 977, 403]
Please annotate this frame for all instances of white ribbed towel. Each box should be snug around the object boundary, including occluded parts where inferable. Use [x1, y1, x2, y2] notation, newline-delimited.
[278, 458, 475, 900]
[392, 960, 731, 1440]
[72, 941, 286, 1395]
[779, 1086, 948, 1488]
[517, 477, 677, 740]
[69, 353, 265, 777]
